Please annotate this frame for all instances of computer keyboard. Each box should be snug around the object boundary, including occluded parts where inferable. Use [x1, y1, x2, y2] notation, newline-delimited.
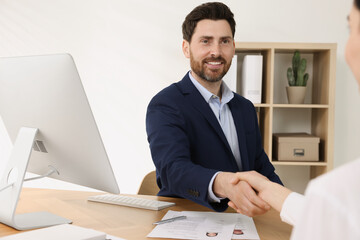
[87, 194, 175, 211]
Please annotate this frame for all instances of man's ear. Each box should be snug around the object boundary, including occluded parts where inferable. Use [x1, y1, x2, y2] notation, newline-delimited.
[182, 40, 190, 58]
[233, 40, 236, 55]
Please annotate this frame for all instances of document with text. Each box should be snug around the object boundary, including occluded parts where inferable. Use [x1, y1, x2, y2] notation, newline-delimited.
[147, 210, 259, 240]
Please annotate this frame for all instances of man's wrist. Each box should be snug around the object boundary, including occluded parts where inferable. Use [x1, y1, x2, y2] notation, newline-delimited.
[208, 172, 224, 202]
[213, 172, 231, 198]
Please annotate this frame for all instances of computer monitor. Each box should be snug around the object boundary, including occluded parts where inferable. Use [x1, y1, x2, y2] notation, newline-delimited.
[0, 54, 120, 230]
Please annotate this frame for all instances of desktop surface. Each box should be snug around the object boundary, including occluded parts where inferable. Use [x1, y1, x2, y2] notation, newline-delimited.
[0, 188, 292, 240]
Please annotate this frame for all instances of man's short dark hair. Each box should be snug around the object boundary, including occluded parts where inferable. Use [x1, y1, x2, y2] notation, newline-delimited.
[356, 0, 360, 10]
[182, 2, 236, 42]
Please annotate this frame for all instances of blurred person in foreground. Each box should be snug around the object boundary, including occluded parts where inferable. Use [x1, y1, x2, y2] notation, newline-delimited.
[230, 2, 360, 239]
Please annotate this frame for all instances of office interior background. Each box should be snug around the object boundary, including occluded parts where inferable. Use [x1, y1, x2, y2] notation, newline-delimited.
[0, 0, 357, 194]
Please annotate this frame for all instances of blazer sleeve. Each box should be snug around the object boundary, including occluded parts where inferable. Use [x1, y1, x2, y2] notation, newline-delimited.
[146, 93, 229, 211]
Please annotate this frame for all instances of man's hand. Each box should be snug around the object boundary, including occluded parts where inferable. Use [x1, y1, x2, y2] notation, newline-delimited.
[229, 171, 293, 213]
[213, 172, 270, 217]
[230, 171, 269, 193]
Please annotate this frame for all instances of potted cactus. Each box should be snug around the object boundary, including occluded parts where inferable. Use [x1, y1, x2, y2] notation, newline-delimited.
[286, 51, 309, 104]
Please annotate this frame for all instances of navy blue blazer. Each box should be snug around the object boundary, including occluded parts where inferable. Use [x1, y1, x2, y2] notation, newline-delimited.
[146, 73, 282, 211]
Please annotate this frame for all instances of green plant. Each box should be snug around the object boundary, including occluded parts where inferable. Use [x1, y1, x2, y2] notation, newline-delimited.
[287, 51, 309, 86]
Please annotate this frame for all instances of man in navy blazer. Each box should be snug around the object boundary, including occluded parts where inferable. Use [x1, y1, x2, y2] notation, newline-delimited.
[146, 2, 282, 216]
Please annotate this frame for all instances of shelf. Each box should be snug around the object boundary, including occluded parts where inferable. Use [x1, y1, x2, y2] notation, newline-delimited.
[271, 161, 328, 166]
[254, 104, 271, 107]
[235, 42, 335, 181]
[253, 104, 329, 108]
[272, 104, 329, 109]
[235, 42, 336, 51]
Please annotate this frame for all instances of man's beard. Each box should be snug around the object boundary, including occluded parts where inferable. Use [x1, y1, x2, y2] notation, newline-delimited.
[190, 53, 231, 83]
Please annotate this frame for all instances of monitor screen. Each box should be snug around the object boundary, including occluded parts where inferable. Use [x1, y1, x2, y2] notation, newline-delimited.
[0, 53, 119, 194]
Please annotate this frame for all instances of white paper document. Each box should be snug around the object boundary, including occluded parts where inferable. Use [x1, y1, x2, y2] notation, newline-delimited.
[229, 213, 260, 239]
[0, 224, 127, 240]
[0, 224, 106, 240]
[106, 235, 126, 240]
[147, 210, 259, 240]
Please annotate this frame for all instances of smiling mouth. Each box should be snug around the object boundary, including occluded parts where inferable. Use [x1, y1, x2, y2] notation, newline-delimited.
[207, 61, 222, 66]
[205, 61, 223, 71]
[203, 57, 226, 68]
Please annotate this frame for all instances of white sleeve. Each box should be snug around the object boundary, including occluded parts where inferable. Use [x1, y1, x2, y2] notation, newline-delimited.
[207, 171, 225, 203]
[279, 192, 305, 226]
[290, 181, 360, 240]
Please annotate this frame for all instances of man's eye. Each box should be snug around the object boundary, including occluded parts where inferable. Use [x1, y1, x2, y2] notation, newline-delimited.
[222, 39, 230, 44]
[201, 39, 209, 44]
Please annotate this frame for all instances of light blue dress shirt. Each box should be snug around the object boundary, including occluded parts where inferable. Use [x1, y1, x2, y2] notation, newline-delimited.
[188, 72, 242, 202]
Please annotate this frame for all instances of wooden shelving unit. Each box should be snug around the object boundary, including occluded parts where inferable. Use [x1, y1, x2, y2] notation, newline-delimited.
[235, 42, 336, 179]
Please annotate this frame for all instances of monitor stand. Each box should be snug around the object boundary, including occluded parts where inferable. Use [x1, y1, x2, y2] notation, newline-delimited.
[0, 127, 72, 230]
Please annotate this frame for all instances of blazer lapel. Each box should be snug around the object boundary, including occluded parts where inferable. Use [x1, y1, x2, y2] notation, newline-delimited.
[228, 98, 249, 171]
[176, 74, 232, 154]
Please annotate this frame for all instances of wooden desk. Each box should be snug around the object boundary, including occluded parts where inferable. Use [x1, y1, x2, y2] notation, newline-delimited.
[0, 188, 292, 239]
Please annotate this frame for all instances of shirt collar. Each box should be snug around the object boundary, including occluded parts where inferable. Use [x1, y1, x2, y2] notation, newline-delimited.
[188, 71, 234, 104]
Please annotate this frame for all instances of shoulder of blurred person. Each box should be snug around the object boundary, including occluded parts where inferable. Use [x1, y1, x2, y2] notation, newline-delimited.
[307, 158, 360, 201]
[290, 158, 360, 240]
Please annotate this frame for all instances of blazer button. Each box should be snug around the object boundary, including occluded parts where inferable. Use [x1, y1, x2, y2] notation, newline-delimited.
[187, 189, 200, 198]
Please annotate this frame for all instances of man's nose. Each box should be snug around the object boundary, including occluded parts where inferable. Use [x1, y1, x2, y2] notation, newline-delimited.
[210, 43, 221, 57]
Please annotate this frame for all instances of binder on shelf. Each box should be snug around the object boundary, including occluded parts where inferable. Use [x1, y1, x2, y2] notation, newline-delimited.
[241, 55, 263, 104]
[223, 55, 237, 92]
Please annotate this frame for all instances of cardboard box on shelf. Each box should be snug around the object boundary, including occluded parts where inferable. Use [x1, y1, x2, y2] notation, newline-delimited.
[273, 133, 320, 161]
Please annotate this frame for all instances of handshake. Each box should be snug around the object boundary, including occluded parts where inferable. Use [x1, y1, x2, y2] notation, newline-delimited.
[213, 171, 292, 217]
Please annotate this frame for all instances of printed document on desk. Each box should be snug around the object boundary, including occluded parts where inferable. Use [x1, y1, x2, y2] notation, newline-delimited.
[148, 210, 235, 239]
[231, 213, 260, 239]
[182, 211, 260, 240]
[148, 210, 259, 240]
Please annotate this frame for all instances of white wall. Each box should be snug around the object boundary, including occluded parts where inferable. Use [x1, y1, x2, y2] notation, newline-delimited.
[0, 0, 357, 194]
